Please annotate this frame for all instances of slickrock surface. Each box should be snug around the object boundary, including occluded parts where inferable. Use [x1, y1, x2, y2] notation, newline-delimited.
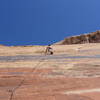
[0, 43, 100, 100]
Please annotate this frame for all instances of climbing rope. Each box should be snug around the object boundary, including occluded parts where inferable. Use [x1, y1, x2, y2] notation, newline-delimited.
[9, 56, 46, 100]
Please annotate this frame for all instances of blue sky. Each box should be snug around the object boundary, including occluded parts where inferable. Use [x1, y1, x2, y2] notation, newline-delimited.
[0, 0, 100, 46]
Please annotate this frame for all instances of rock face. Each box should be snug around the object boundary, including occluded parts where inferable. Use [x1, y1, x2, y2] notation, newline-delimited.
[54, 30, 100, 45]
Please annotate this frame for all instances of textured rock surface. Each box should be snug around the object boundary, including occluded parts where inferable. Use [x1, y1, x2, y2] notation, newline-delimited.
[54, 30, 100, 45]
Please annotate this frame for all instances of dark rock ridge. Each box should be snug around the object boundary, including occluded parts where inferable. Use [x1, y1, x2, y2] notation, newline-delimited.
[54, 30, 100, 45]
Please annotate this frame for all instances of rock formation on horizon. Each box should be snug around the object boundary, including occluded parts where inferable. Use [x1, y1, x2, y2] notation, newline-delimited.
[54, 30, 100, 45]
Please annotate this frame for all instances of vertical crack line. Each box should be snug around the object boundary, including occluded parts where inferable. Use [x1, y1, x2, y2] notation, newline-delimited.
[9, 90, 14, 100]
